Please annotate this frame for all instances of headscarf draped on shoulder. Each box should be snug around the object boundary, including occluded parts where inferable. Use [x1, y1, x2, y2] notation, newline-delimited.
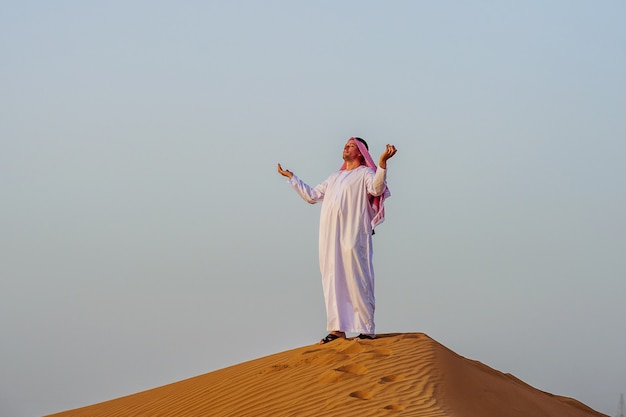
[340, 137, 391, 229]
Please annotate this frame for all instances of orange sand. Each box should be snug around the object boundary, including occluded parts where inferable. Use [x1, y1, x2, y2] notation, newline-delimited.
[46, 333, 607, 417]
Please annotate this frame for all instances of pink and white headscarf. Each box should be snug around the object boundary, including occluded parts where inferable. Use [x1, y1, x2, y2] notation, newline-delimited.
[340, 137, 391, 229]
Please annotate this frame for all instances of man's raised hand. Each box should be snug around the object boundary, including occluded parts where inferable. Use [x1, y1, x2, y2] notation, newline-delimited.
[378, 144, 397, 169]
[277, 163, 294, 179]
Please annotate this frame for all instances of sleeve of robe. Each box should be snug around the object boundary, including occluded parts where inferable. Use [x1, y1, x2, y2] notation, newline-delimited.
[288, 175, 327, 204]
[368, 166, 387, 197]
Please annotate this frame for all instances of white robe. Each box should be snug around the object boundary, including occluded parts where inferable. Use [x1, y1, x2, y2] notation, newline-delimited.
[289, 165, 387, 334]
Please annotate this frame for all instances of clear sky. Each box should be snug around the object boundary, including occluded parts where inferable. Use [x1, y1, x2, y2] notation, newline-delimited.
[2, 1, 625, 416]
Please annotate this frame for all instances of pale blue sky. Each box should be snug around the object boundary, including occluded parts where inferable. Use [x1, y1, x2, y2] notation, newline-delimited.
[2, 1, 625, 416]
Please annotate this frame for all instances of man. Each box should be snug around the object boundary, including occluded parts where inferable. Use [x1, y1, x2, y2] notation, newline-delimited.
[277, 137, 397, 344]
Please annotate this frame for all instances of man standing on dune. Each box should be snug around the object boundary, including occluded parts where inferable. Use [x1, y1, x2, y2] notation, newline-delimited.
[277, 137, 397, 344]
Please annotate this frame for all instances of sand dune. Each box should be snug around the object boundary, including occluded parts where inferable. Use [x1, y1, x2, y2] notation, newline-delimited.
[46, 333, 606, 417]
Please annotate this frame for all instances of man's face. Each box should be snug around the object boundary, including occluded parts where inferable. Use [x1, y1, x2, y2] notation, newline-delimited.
[343, 141, 362, 162]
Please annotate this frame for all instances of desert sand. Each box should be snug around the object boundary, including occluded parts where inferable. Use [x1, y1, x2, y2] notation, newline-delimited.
[46, 333, 607, 417]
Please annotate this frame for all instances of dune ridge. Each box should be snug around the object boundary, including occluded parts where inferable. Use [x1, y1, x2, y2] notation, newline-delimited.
[46, 333, 606, 417]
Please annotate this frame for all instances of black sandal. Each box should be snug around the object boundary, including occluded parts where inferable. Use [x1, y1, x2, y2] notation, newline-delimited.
[356, 334, 375, 340]
[320, 333, 341, 344]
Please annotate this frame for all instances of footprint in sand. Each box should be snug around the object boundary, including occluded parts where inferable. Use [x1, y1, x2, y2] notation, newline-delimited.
[335, 363, 368, 375]
[317, 362, 368, 383]
[349, 390, 373, 400]
[338, 343, 366, 354]
[380, 374, 405, 383]
[383, 404, 406, 410]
